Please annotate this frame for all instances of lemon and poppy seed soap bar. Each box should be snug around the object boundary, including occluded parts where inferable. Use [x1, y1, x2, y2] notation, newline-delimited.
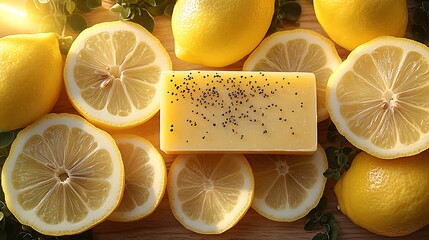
[160, 71, 317, 154]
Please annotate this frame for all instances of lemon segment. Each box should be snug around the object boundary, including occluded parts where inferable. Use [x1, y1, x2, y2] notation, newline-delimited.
[64, 21, 172, 130]
[246, 144, 328, 222]
[243, 29, 341, 122]
[167, 154, 254, 234]
[108, 134, 167, 222]
[326, 36, 429, 159]
[1, 113, 124, 236]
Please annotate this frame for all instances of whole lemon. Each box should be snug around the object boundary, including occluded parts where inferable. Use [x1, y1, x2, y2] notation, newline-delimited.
[335, 151, 429, 237]
[171, 0, 275, 67]
[0, 33, 63, 131]
[314, 0, 408, 51]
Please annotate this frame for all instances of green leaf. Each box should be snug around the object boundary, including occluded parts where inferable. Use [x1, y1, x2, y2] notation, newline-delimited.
[323, 223, 331, 234]
[307, 195, 327, 219]
[86, 0, 102, 9]
[327, 130, 339, 142]
[0, 131, 15, 149]
[58, 35, 74, 54]
[146, 0, 157, 7]
[342, 147, 353, 155]
[110, 3, 125, 12]
[75, 0, 101, 12]
[325, 146, 338, 165]
[304, 217, 320, 231]
[164, 3, 175, 16]
[337, 152, 348, 167]
[313, 232, 328, 240]
[282, 1, 301, 23]
[67, 13, 87, 32]
[323, 168, 340, 180]
[0, 231, 6, 240]
[131, 8, 155, 32]
[65, 0, 76, 14]
[320, 214, 330, 224]
[121, 7, 132, 19]
[329, 217, 340, 240]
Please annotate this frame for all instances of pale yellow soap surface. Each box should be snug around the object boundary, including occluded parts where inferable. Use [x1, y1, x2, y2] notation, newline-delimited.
[160, 71, 317, 154]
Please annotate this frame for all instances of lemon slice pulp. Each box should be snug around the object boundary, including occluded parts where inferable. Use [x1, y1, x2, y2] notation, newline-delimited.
[108, 134, 166, 222]
[246, 144, 327, 222]
[1, 113, 124, 236]
[64, 21, 172, 129]
[326, 36, 429, 159]
[167, 154, 254, 234]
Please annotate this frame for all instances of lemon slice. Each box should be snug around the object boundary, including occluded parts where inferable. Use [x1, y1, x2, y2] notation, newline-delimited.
[245, 144, 327, 222]
[326, 36, 429, 159]
[167, 154, 254, 234]
[108, 134, 166, 222]
[243, 29, 342, 122]
[1, 113, 124, 236]
[64, 21, 172, 130]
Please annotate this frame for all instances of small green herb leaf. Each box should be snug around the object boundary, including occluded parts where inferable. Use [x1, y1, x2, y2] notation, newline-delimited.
[0, 132, 15, 149]
[282, 1, 301, 23]
[131, 8, 155, 32]
[121, 7, 132, 19]
[67, 13, 87, 32]
[305, 217, 320, 231]
[412, 1, 429, 46]
[110, 3, 125, 12]
[306, 196, 339, 240]
[65, 0, 76, 14]
[146, 0, 157, 6]
[164, 3, 175, 16]
[269, 0, 302, 33]
[313, 232, 329, 240]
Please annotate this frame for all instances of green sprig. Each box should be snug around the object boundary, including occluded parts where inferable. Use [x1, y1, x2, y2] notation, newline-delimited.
[268, 0, 302, 33]
[27, 0, 102, 53]
[305, 196, 339, 240]
[323, 122, 359, 180]
[412, 0, 429, 46]
[110, 0, 176, 32]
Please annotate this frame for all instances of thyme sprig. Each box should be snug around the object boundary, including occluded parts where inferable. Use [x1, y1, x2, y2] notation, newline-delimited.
[27, 0, 102, 53]
[305, 196, 339, 240]
[110, 0, 175, 32]
[323, 121, 360, 180]
[268, 0, 302, 33]
[412, 0, 429, 46]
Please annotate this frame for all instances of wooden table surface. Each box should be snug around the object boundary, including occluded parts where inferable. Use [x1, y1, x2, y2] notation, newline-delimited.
[1, 0, 428, 239]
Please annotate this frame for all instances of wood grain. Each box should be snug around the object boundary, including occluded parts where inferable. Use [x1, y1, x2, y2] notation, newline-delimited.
[1, 0, 428, 239]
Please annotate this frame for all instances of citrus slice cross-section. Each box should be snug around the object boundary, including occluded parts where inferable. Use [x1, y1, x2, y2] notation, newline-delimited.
[108, 134, 167, 222]
[245, 144, 328, 222]
[167, 154, 254, 234]
[64, 21, 172, 130]
[1, 113, 124, 236]
[243, 29, 342, 122]
[326, 36, 429, 159]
